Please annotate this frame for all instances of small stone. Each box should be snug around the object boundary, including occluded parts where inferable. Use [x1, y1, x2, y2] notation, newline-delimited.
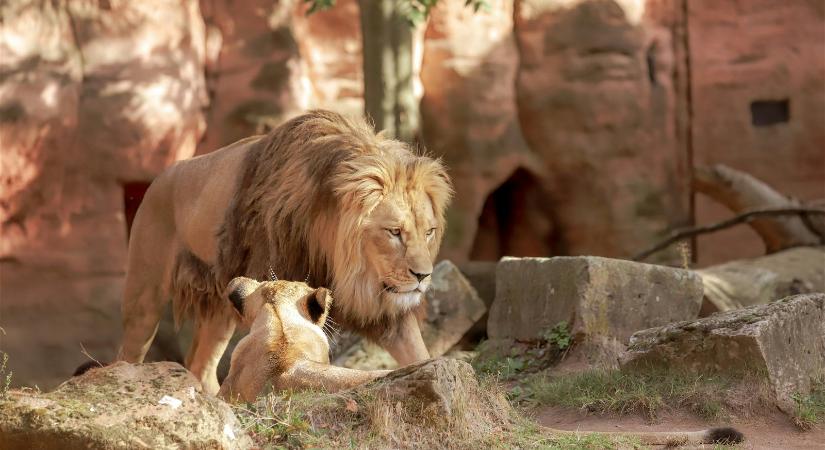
[621, 294, 825, 413]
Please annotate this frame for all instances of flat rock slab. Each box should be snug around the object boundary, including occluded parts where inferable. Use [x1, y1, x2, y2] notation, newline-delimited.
[488, 256, 703, 344]
[0, 362, 252, 450]
[622, 294, 825, 412]
[698, 246, 825, 312]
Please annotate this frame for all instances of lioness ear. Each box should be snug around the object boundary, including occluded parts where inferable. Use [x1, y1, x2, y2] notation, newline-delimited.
[225, 277, 260, 315]
[307, 287, 332, 325]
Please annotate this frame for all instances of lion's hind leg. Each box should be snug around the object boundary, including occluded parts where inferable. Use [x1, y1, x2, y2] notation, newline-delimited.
[119, 283, 166, 363]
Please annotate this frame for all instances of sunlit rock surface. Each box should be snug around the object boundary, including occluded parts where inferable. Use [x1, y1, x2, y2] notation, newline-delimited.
[0, 361, 253, 449]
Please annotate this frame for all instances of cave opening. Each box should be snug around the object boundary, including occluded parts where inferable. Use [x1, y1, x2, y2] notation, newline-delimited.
[469, 168, 556, 261]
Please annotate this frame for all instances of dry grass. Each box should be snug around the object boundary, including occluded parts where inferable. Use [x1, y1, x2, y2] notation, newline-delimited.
[232, 376, 520, 449]
[231, 376, 647, 449]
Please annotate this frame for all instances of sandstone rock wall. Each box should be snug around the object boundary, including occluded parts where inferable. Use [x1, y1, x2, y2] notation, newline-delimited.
[513, 0, 690, 262]
[1, 0, 209, 389]
[689, 0, 825, 265]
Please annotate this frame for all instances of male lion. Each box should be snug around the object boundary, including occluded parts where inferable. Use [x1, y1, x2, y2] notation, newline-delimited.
[118, 110, 452, 394]
[219, 277, 390, 402]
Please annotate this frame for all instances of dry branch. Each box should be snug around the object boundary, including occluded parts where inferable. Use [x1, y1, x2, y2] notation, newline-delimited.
[694, 164, 823, 251]
[632, 207, 825, 262]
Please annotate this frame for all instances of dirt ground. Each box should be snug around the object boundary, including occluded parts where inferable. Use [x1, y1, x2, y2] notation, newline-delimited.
[534, 406, 825, 449]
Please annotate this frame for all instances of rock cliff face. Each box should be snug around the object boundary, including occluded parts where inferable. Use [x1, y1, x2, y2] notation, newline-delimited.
[1, 0, 209, 389]
[688, 0, 825, 265]
[1, 0, 822, 388]
[513, 0, 690, 261]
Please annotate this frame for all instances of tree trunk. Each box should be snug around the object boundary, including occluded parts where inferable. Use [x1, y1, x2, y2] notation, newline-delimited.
[357, 0, 420, 142]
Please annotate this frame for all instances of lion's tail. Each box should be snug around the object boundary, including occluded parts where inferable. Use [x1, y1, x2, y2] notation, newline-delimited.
[542, 426, 744, 446]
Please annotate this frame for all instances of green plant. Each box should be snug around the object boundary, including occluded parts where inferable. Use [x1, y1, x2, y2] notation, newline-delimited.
[543, 321, 572, 350]
[791, 383, 825, 430]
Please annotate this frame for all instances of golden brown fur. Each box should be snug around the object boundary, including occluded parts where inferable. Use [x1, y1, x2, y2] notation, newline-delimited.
[219, 277, 389, 403]
[117, 110, 452, 394]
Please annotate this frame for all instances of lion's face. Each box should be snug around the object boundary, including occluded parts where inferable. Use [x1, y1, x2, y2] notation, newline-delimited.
[362, 188, 440, 311]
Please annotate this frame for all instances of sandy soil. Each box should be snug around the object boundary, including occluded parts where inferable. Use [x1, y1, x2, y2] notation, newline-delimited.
[534, 406, 825, 449]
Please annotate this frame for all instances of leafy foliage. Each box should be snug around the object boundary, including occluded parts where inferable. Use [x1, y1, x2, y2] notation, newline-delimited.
[542, 321, 572, 350]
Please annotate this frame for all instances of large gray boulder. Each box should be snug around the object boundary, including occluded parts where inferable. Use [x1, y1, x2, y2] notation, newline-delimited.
[622, 294, 825, 412]
[0, 362, 252, 449]
[488, 257, 704, 345]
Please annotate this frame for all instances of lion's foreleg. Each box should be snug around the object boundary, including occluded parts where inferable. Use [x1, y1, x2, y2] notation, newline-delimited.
[187, 307, 237, 395]
[380, 312, 430, 367]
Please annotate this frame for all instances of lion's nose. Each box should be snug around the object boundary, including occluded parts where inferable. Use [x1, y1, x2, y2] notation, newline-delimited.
[410, 269, 431, 282]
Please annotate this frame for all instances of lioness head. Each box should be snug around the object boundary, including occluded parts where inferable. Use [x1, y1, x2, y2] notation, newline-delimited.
[226, 277, 332, 352]
[330, 142, 453, 321]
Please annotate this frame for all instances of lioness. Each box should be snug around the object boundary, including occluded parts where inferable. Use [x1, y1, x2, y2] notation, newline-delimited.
[118, 110, 452, 393]
[219, 277, 390, 402]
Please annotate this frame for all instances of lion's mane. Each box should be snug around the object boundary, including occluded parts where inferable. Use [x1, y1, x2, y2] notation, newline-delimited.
[170, 110, 452, 334]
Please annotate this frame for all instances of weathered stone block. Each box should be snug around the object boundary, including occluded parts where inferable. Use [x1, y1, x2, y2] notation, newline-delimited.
[0, 362, 252, 449]
[350, 358, 512, 426]
[421, 260, 487, 357]
[459, 261, 497, 307]
[488, 256, 703, 344]
[622, 294, 825, 412]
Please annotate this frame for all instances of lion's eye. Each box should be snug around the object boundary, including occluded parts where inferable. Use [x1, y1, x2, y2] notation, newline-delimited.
[386, 228, 402, 237]
[425, 228, 436, 237]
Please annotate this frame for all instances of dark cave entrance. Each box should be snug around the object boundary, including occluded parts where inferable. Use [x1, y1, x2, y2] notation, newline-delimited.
[122, 181, 152, 240]
[469, 168, 556, 261]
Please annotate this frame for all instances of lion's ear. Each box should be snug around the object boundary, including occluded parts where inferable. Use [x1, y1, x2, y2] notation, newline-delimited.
[306, 287, 332, 326]
[225, 277, 260, 315]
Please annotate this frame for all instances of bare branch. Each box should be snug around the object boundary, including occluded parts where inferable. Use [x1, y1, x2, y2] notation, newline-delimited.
[633, 207, 825, 262]
[694, 165, 822, 251]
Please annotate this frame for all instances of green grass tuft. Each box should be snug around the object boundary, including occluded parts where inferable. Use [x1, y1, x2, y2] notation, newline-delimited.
[512, 367, 768, 422]
[791, 380, 825, 430]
